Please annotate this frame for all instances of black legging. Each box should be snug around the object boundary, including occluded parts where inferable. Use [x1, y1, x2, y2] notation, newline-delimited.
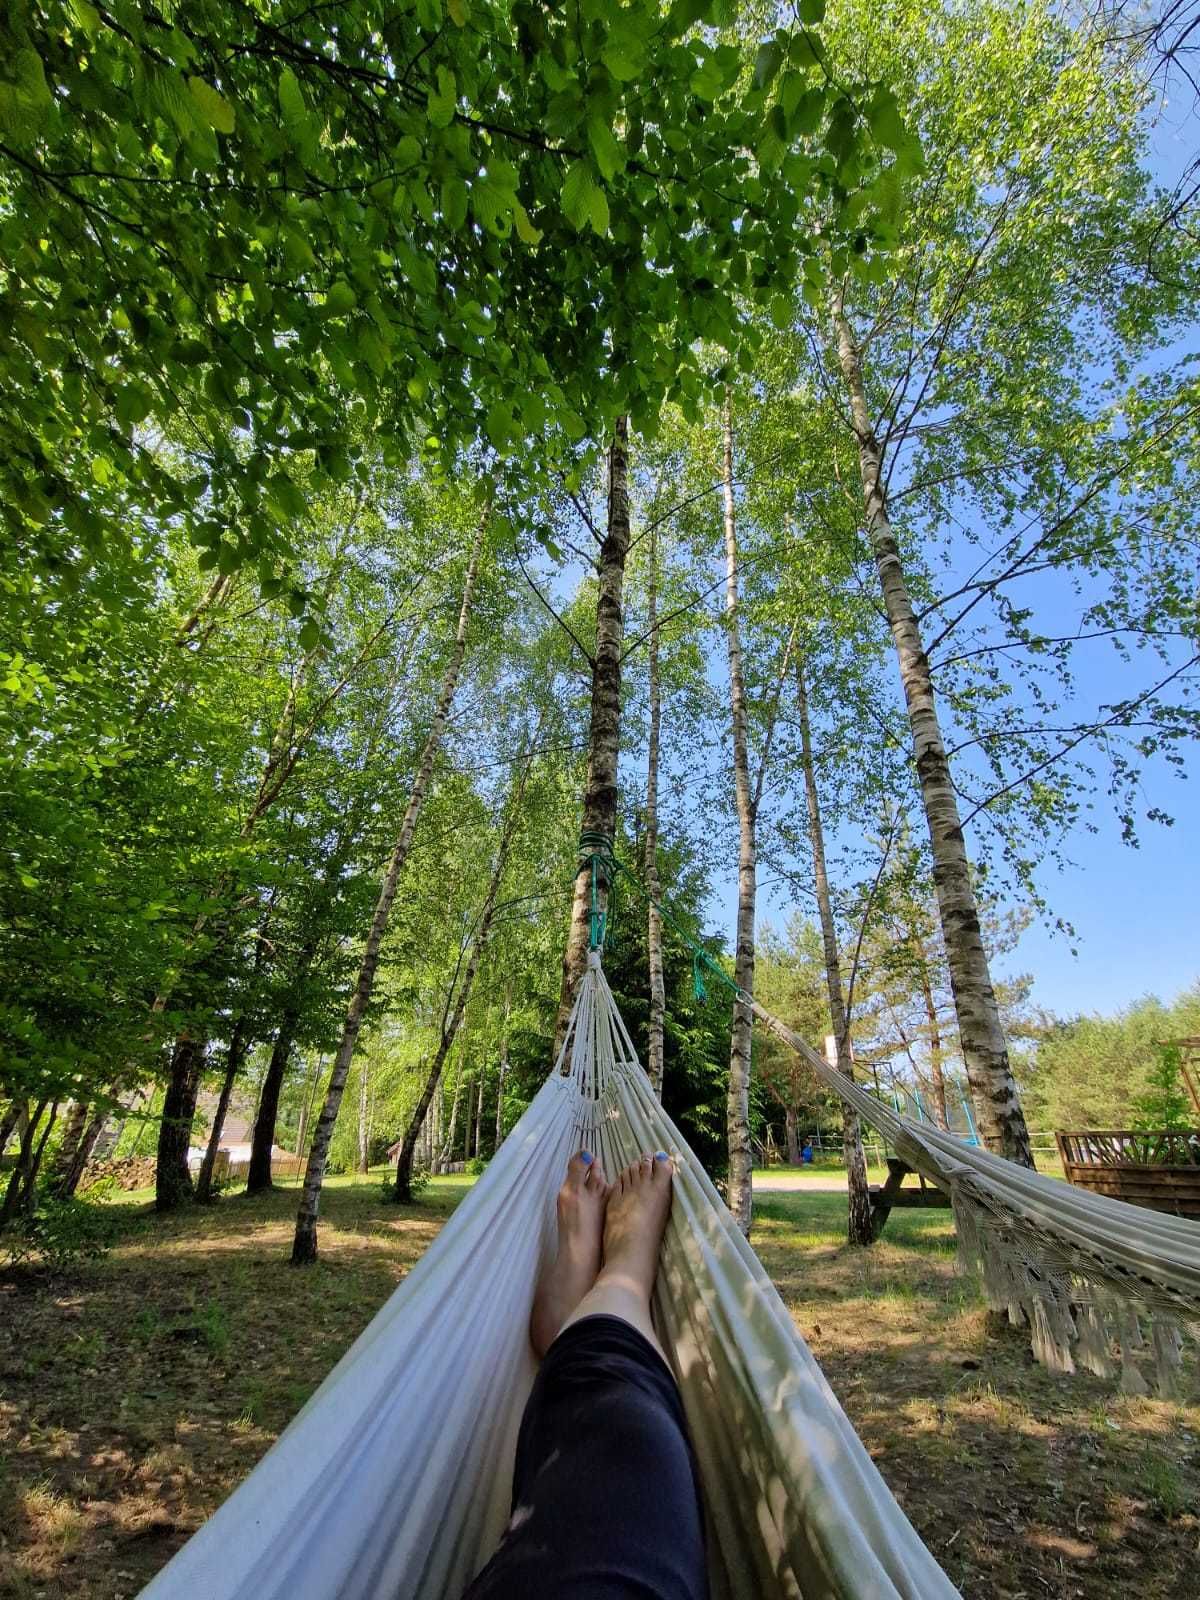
[463, 1314, 709, 1600]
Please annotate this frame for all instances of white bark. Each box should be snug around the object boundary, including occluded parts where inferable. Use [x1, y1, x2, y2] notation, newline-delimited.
[795, 655, 874, 1246]
[830, 290, 1034, 1168]
[645, 518, 667, 1098]
[722, 391, 757, 1237]
[292, 519, 486, 1262]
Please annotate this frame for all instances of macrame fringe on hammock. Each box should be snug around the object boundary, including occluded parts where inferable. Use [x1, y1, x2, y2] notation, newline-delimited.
[751, 1004, 1200, 1399]
[142, 952, 959, 1600]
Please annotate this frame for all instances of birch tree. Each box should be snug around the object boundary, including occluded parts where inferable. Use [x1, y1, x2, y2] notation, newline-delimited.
[292, 520, 485, 1263]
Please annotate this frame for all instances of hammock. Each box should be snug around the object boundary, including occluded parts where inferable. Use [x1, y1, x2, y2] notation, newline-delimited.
[750, 1004, 1200, 1397]
[142, 952, 961, 1600]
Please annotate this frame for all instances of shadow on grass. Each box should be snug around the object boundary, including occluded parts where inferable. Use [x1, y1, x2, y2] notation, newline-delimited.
[752, 1186, 1200, 1599]
[0, 1179, 471, 1599]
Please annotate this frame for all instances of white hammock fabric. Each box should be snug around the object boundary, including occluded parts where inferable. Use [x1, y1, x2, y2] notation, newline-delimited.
[142, 952, 959, 1600]
[750, 1004, 1200, 1396]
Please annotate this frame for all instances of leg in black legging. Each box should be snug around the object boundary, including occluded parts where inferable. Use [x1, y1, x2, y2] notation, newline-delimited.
[463, 1313, 708, 1600]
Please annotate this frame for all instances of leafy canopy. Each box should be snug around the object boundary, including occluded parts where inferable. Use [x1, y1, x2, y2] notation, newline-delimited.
[1, 0, 894, 590]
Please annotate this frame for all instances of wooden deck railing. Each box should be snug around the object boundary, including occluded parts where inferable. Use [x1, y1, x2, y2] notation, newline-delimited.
[1055, 1129, 1200, 1169]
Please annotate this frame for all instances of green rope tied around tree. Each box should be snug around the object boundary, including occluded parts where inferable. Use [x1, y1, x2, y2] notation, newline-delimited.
[578, 830, 616, 952]
[575, 833, 743, 1004]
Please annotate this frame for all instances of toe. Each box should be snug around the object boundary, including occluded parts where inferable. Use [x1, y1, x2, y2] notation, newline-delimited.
[584, 1157, 607, 1188]
[567, 1150, 594, 1187]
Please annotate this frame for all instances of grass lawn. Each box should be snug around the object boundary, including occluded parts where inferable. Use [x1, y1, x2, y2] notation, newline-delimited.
[2, 1172, 1196, 1599]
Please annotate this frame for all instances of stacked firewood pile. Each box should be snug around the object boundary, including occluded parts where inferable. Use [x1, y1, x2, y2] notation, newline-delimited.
[79, 1155, 158, 1192]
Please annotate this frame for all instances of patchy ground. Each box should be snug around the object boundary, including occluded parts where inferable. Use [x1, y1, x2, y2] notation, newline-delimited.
[2, 1172, 1197, 1599]
[0, 1175, 468, 1599]
[755, 1189, 1200, 1599]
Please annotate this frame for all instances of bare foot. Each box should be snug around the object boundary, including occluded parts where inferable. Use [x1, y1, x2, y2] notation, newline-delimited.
[557, 1152, 674, 1361]
[530, 1151, 608, 1358]
[601, 1152, 674, 1301]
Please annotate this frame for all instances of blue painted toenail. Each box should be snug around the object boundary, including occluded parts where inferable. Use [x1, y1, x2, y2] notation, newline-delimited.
[580, 1150, 593, 1164]
[654, 1151, 669, 1162]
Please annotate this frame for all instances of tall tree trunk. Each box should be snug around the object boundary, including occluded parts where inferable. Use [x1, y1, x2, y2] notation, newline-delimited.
[554, 416, 632, 1053]
[195, 1018, 251, 1202]
[356, 1059, 371, 1175]
[394, 751, 533, 1201]
[795, 656, 874, 1246]
[294, 1054, 322, 1172]
[155, 1035, 205, 1211]
[2, 1100, 45, 1225]
[153, 552, 354, 1214]
[919, 967, 950, 1130]
[644, 517, 667, 1098]
[785, 1105, 801, 1166]
[48, 1101, 88, 1192]
[248, 1016, 300, 1193]
[472, 1074, 483, 1160]
[53, 1105, 108, 1198]
[292, 522, 485, 1263]
[22, 1101, 59, 1215]
[439, 1068, 462, 1171]
[0, 1099, 21, 1161]
[721, 392, 758, 1237]
[494, 998, 509, 1151]
[830, 290, 1034, 1168]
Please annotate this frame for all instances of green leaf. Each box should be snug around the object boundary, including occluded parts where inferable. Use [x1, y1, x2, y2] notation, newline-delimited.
[754, 40, 784, 91]
[324, 279, 358, 317]
[867, 88, 906, 152]
[278, 67, 307, 135]
[67, 0, 101, 36]
[798, 0, 825, 23]
[513, 201, 543, 246]
[485, 400, 514, 450]
[187, 77, 235, 136]
[602, 40, 644, 82]
[588, 185, 610, 236]
[587, 116, 624, 184]
[298, 618, 321, 651]
[441, 176, 469, 230]
[561, 160, 596, 232]
[448, 0, 468, 24]
[427, 65, 456, 129]
[394, 134, 422, 170]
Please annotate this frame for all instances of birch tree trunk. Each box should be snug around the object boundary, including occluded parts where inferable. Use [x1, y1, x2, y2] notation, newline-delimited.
[48, 1101, 88, 1192]
[721, 392, 758, 1236]
[795, 656, 874, 1245]
[356, 1059, 371, 1174]
[644, 517, 667, 1098]
[494, 998, 509, 1151]
[292, 522, 486, 1263]
[394, 750, 533, 1200]
[0, 1099, 21, 1162]
[51, 1103, 108, 1198]
[919, 967, 951, 1130]
[1, 1100, 50, 1224]
[554, 416, 632, 1053]
[830, 290, 1034, 1168]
